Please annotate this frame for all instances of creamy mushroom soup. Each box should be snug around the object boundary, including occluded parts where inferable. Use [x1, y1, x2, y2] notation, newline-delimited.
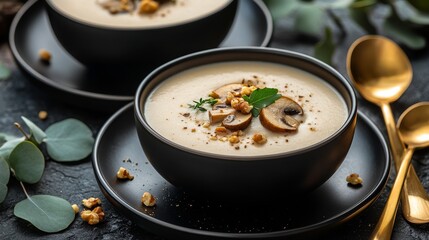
[144, 61, 348, 156]
[49, 0, 230, 28]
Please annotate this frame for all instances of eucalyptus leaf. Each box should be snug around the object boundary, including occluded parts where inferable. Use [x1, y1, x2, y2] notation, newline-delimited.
[9, 141, 44, 184]
[349, 7, 377, 34]
[14, 195, 75, 233]
[0, 137, 25, 163]
[0, 158, 10, 185]
[0, 62, 11, 81]
[384, 14, 426, 49]
[314, 28, 335, 66]
[0, 159, 9, 203]
[408, 0, 429, 13]
[0, 133, 15, 147]
[44, 119, 94, 162]
[21, 117, 46, 144]
[264, 0, 299, 21]
[316, 0, 354, 9]
[294, 4, 326, 38]
[0, 184, 7, 203]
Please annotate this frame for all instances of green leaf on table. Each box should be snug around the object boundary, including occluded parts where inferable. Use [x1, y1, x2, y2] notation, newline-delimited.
[0, 133, 15, 147]
[14, 195, 75, 233]
[0, 158, 10, 185]
[44, 119, 94, 162]
[9, 141, 44, 184]
[0, 62, 11, 81]
[264, 0, 299, 21]
[314, 28, 335, 66]
[383, 13, 426, 49]
[408, 0, 429, 13]
[0, 158, 10, 203]
[243, 88, 282, 117]
[0, 184, 7, 203]
[294, 4, 326, 38]
[21, 117, 46, 144]
[0, 137, 25, 163]
[349, 6, 377, 34]
[316, 0, 354, 9]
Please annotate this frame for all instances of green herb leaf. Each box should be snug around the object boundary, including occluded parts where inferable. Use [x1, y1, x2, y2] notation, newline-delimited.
[294, 4, 326, 38]
[0, 137, 25, 163]
[14, 195, 75, 233]
[314, 27, 335, 65]
[243, 88, 282, 117]
[0, 158, 10, 203]
[188, 98, 218, 112]
[44, 119, 94, 162]
[0, 62, 11, 81]
[9, 141, 44, 184]
[21, 117, 46, 144]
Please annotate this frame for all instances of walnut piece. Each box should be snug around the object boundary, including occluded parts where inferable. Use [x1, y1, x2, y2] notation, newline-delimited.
[141, 192, 156, 207]
[252, 133, 267, 144]
[71, 204, 79, 214]
[80, 206, 105, 225]
[116, 167, 134, 180]
[38, 49, 51, 63]
[82, 197, 102, 209]
[346, 173, 363, 186]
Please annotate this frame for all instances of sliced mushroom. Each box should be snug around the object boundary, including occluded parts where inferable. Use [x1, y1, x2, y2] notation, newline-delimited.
[210, 84, 243, 100]
[259, 96, 304, 132]
[222, 113, 252, 131]
[209, 108, 236, 124]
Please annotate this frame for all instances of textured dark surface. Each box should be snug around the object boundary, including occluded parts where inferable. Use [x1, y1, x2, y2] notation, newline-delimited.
[1, 3, 429, 240]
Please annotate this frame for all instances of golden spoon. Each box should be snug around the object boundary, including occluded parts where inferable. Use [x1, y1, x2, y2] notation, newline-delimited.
[371, 102, 429, 239]
[347, 35, 429, 223]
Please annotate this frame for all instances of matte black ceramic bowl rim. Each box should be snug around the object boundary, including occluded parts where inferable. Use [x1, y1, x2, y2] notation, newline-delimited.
[45, 0, 236, 31]
[135, 47, 358, 161]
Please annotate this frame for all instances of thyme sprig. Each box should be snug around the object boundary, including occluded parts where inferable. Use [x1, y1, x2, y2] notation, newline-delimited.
[188, 98, 218, 112]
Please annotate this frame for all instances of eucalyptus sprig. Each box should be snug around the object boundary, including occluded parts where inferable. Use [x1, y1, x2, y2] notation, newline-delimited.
[264, 0, 429, 65]
[0, 117, 94, 233]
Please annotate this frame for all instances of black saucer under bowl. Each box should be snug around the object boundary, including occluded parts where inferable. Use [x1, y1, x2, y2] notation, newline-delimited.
[92, 103, 389, 239]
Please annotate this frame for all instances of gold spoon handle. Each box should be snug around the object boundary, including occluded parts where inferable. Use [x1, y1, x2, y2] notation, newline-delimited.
[380, 103, 405, 167]
[371, 147, 415, 240]
[380, 103, 429, 223]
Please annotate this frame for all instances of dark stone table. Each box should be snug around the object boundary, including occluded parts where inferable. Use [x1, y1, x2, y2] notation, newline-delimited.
[1, 3, 429, 240]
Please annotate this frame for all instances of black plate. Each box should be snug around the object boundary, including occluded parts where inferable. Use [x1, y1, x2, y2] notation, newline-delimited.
[92, 103, 390, 239]
[9, 0, 273, 112]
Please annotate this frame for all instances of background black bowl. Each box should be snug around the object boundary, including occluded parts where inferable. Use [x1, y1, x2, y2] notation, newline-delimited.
[45, 0, 237, 67]
[134, 47, 357, 201]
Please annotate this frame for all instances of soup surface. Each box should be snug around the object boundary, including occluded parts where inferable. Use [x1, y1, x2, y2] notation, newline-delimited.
[49, 0, 230, 28]
[144, 61, 348, 156]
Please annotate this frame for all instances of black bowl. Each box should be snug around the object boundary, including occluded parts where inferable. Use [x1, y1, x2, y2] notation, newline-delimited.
[44, 0, 237, 67]
[134, 47, 357, 201]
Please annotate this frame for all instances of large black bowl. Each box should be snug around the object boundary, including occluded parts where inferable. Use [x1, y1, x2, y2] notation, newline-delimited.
[44, 0, 237, 67]
[134, 47, 357, 201]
